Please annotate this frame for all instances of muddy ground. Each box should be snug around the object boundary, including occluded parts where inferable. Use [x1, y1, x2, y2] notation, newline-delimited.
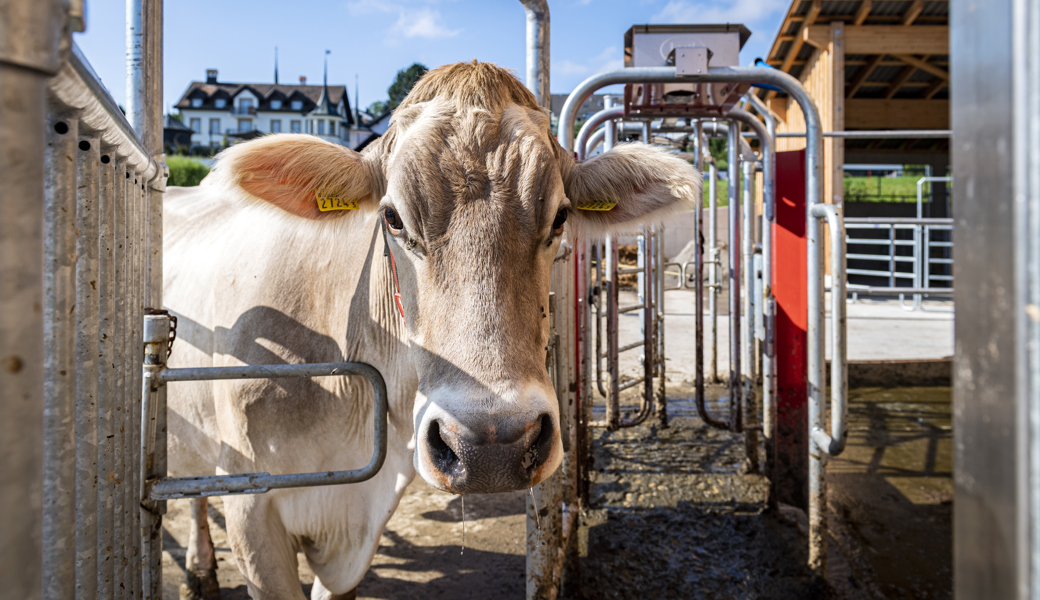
[161, 383, 951, 599]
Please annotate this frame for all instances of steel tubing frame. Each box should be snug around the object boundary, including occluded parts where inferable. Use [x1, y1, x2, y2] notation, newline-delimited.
[558, 65, 841, 577]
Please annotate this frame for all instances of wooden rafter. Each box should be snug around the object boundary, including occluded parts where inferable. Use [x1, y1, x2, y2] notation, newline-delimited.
[885, 66, 917, 99]
[780, 0, 821, 73]
[902, 0, 925, 26]
[806, 25, 949, 54]
[923, 78, 947, 99]
[854, 0, 872, 25]
[847, 54, 883, 98]
[893, 54, 950, 80]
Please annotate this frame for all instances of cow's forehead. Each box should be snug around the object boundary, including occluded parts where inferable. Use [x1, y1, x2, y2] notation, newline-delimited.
[384, 101, 563, 239]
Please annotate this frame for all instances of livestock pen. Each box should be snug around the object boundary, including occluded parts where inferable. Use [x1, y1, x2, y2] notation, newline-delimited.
[2, 1, 1039, 599]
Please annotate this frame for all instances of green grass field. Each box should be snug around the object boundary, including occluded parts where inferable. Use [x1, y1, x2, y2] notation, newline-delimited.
[166, 155, 210, 187]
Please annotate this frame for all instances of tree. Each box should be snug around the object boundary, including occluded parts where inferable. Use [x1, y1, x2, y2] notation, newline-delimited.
[366, 100, 388, 116]
[386, 63, 428, 110]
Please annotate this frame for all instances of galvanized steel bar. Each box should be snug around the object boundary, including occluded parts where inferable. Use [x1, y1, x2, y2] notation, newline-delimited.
[727, 122, 743, 433]
[691, 122, 727, 430]
[809, 203, 848, 458]
[575, 107, 624, 160]
[603, 98, 620, 431]
[741, 158, 759, 470]
[150, 364, 390, 498]
[745, 92, 778, 508]
[655, 225, 667, 428]
[74, 133, 101, 600]
[708, 159, 720, 384]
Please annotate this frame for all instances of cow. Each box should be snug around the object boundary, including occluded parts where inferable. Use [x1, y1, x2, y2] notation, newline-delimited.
[164, 61, 701, 600]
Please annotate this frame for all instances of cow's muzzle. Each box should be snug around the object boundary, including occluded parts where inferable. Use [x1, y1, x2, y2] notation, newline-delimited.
[418, 407, 560, 494]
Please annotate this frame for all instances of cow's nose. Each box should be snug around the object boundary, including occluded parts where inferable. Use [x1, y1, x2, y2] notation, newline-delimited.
[422, 412, 557, 494]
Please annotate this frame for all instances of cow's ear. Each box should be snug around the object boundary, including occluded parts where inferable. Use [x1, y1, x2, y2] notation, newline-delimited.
[206, 133, 384, 220]
[562, 143, 701, 238]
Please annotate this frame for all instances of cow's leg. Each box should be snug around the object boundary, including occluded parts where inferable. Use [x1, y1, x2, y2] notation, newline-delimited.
[224, 495, 308, 600]
[182, 497, 220, 600]
[310, 579, 357, 600]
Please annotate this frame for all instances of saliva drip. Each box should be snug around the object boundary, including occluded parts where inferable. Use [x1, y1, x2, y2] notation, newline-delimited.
[460, 494, 466, 555]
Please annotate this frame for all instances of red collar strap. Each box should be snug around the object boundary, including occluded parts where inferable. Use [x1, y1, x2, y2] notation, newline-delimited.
[380, 216, 407, 325]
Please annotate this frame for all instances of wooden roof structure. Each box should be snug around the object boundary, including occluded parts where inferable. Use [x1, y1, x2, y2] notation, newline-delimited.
[754, 0, 950, 207]
[764, 0, 949, 103]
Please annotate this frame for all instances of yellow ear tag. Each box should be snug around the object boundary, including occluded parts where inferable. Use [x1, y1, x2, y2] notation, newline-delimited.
[576, 199, 617, 211]
[316, 191, 359, 212]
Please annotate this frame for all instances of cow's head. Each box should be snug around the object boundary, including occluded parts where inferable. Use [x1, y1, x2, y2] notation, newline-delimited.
[209, 62, 701, 495]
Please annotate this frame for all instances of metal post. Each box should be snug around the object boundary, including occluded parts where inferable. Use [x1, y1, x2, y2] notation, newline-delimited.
[741, 158, 759, 470]
[746, 93, 778, 504]
[708, 158, 719, 384]
[518, 0, 549, 110]
[604, 98, 620, 430]
[655, 224, 667, 428]
[727, 122, 743, 433]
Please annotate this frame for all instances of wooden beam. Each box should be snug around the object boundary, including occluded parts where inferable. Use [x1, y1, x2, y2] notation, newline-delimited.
[902, 0, 925, 25]
[781, 1, 821, 73]
[846, 99, 949, 129]
[885, 66, 916, 99]
[893, 54, 950, 80]
[803, 25, 828, 49]
[853, 0, 872, 25]
[923, 78, 947, 99]
[847, 54, 883, 97]
[806, 25, 949, 54]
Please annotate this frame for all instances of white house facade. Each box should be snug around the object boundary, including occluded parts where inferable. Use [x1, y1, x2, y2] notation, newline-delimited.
[174, 69, 354, 150]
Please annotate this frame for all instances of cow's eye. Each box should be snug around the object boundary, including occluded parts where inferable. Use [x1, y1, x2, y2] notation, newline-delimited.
[384, 207, 404, 232]
[552, 209, 567, 235]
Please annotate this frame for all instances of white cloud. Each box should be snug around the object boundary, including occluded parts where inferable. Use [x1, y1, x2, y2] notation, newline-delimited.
[345, 0, 461, 43]
[394, 7, 462, 39]
[652, 0, 787, 25]
[552, 46, 622, 81]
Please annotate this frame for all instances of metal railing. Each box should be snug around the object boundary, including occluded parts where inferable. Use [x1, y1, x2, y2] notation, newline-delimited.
[844, 217, 954, 309]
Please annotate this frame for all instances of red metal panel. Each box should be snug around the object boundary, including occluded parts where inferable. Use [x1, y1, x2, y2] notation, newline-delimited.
[773, 149, 808, 511]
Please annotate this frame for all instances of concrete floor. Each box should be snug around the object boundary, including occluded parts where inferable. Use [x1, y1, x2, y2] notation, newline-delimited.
[612, 289, 954, 384]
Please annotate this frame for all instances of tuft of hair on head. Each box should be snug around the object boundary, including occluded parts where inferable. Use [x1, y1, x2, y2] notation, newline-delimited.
[398, 61, 539, 113]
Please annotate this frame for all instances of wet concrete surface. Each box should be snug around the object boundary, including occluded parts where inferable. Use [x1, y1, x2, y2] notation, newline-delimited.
[160, 384, 952, 599]
[826, 387, 953, 600]
[577, 384, 827, 600]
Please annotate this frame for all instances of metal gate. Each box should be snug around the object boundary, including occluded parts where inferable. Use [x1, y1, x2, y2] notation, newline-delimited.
[553, 49, 850, 580]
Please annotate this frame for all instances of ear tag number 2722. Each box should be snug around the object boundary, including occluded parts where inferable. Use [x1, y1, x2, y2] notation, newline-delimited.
[316, 192, 359, 212]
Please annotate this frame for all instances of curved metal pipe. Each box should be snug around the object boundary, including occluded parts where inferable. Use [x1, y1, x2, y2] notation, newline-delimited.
[584, 127, 606, 158]
[574, 106, 624, 160]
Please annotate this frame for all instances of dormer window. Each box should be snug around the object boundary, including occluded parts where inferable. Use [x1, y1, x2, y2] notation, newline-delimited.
[270, 99, 282, 110]
[191, 98, 202, 108]
[215, 98, 227, 109]
[291, 100, 303, 111]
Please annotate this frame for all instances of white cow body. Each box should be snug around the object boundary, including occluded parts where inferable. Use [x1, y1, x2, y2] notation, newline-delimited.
[164, 185, 417, 598]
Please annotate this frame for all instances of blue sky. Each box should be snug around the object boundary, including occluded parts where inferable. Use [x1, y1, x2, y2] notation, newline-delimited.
[77, 0, 790, 114]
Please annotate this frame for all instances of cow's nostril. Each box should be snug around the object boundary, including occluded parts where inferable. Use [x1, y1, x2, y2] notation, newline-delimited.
[521, 414, 555, 473]
[427, 420, 461, 475]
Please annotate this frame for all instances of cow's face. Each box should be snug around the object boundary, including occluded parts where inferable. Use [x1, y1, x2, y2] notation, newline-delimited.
[210, 62, 701, 495]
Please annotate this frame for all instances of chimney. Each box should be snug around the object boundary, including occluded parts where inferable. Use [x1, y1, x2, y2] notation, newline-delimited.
[206, 69, 218, 84]
[299, 75, 307, 85]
